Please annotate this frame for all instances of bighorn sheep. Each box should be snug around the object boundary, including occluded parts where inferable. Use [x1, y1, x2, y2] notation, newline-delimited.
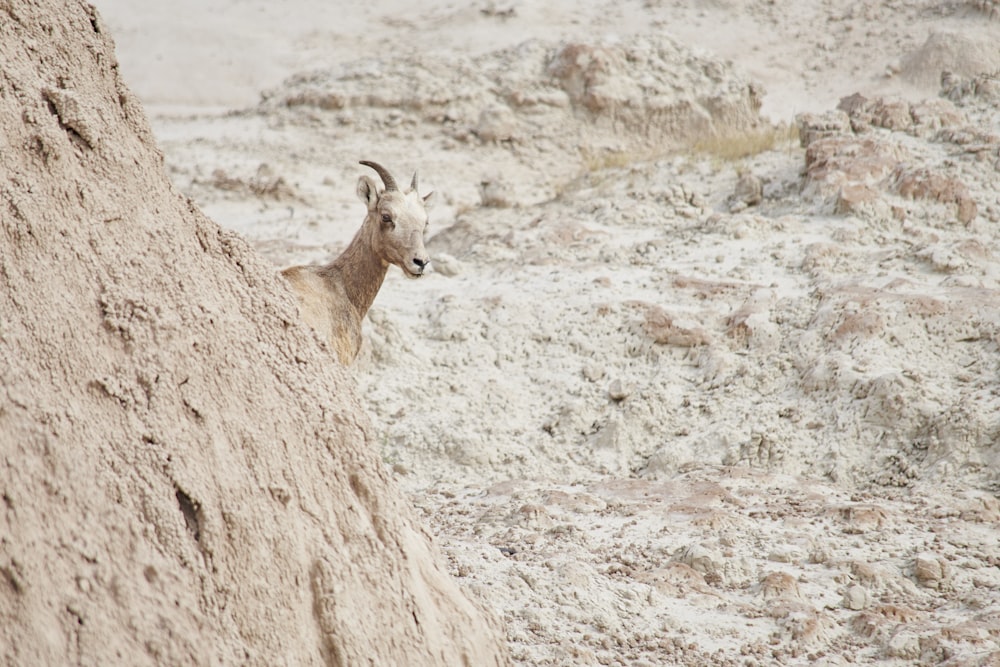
[282, 161, 432, 364]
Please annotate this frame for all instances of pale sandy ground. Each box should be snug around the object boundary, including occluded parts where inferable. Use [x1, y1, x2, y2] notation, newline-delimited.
[93, 1, 1000, 664]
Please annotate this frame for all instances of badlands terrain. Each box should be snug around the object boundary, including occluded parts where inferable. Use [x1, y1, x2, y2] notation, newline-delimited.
[92, 0, 1000, 664]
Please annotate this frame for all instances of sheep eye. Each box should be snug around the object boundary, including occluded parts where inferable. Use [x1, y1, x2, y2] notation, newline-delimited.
[381, 213, 392, 223]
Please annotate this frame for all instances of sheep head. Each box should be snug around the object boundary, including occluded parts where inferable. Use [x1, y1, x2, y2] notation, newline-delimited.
[357, 160, 433, 278]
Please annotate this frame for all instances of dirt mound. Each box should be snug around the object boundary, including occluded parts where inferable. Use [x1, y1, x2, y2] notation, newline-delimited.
[900, 28, 1000, 89]
[0, 2, 508, 665]
[260, 35, 762, 192]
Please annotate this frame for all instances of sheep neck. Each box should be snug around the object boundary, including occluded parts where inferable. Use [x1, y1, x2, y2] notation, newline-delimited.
[322, 217, 388, 319]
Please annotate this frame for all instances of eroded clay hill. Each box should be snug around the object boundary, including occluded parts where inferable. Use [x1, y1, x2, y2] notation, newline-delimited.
[0, 2, 509, 665]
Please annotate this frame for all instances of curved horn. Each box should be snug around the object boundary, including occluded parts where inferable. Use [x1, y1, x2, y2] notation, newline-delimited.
[359, 160, 398, 192]
[410, 171, 419, 192]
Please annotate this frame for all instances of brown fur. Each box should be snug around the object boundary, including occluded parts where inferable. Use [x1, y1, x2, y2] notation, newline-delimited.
[282, 162, 432, 364]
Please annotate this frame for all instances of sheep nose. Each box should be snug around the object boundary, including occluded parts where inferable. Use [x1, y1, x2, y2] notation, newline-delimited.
[413, 257, 429, 270]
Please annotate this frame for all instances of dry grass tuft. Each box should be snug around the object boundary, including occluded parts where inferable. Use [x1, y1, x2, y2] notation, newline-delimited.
[580, 147, 660, 173]
[687, 123, 799, 161]
[578, 123, 798, 176]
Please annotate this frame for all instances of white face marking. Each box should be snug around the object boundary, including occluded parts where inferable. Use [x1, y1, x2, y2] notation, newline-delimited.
[377, 190, 430, 277]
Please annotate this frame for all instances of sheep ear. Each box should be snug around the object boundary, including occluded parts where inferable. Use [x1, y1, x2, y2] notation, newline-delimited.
[356, 175, 380, 209]
[422, 191, 435, 209]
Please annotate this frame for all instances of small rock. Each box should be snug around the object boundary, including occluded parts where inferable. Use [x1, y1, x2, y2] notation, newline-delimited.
[834, 182, 879, 215]
[869, 98, 912, 132]
[676, 544, 723, 577]
[892, 166, 977, 224]
[843, 584, 869, 610]
[885, 629, 920, 659]
[430, 252, 463, 277]
[914, 553, 948, 589]
[758, 571, 802, 601]
[640, 304, 712, 347]
[767, 545, 802, 563]
[809, 545, 832, 564]
[796, 109, 850, 147]
[838, 505, 888, 533]
[607, 379, 631, 401]
[479, 173, 514, 208]
[582, 362, 605, 382]
[729, 171, 763, 212]
[480, 0, 518, 18]
[474, 106, 520, 143]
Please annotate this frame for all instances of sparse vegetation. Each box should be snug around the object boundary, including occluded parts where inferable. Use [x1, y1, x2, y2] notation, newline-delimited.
[686, 122, 799, 161]
[578, 123, 798, 177]
[580, 146, 660, 173]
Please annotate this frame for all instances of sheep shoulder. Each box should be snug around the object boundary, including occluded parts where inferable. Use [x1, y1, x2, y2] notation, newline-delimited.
[281, 264, 362, 365]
